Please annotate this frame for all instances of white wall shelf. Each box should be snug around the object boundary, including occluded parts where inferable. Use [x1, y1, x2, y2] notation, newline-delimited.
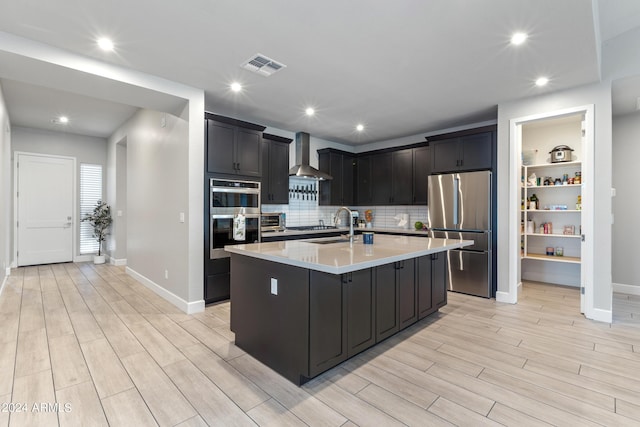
[522, 161, 582, 267]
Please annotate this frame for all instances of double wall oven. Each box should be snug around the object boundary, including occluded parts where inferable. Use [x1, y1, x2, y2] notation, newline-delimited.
[206, 179, 260, 303]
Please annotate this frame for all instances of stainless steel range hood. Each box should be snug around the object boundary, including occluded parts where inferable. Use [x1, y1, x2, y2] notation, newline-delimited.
[289, 132, 333, 180]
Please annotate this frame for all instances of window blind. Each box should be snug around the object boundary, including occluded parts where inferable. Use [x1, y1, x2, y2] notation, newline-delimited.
[80, 164, 103, 254]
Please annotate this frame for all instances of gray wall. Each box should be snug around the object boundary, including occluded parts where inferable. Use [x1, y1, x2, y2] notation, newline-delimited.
[108, 109, 191, 301]
[612, 111, 640, 290]
[0, 84, 11, 280]
[11, 126, 108, 259]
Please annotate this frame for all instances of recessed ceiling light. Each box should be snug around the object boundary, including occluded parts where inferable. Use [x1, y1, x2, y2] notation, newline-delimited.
[305, 107, 315, 116]
[97, 37, 114, 51]
[356, 124, 364, 132]
[51, 116, 69, 125]
[230, 82, 242, 92]
[510, 32, 528, 45]
[535, 77, 549, 87]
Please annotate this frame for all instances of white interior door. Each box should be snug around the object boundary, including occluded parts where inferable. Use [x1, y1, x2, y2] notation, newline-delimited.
[17, 153, 74, 266]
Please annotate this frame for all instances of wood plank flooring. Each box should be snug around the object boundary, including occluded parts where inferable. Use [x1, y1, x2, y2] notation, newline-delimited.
[1, 263, 639, 426]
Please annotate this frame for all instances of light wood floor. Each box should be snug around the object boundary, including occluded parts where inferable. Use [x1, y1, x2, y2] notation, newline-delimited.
[1, 263, 640, 426]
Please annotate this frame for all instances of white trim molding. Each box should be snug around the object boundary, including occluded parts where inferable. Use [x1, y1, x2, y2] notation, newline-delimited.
[613, 282, 640, 296]
[496, 290, 517, 304]
[508, 104, 596, 319]
[590, 308, 612, 324]
[125, 267, 205, 314]
[0, 270, 8, 297]
[109, 256, 127, 266]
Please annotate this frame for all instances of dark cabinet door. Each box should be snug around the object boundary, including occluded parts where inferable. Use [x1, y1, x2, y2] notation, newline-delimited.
[375, 263, 399, 342]
[235, 128, 262, 177]
[341, 154, 355, 205]
[459, 132, 492, 171]
[432, 252, 448, 309]
[430, 137, 459, 174]
[356, 156, 372, 205]
[206, 118, 263, 177]
[309, 271, 348, 377]
[319, 151, 355, 205]
[345, 269, 375, 356]
[431, 131, 493, 174]
[392, 149, 413, 205]
[412, 146, 430, 205]
[262, 140, 290, 204]
[370, 153, 393, 205]
[207, 120, 236, 175]
[398, 259, 417, 329]
[318, 152, 332, 205]
[417, 253, 448, 319]
[417, 255, 434, 319]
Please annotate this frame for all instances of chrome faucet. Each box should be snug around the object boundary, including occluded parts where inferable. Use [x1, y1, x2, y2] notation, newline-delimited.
[335, 206, 356, 243]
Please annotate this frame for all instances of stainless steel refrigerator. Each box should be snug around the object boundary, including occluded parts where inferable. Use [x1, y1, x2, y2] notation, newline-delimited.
[428, 171, 492, 298]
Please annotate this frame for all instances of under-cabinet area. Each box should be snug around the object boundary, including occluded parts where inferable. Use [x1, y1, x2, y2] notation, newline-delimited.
[520, 114, 584, 287]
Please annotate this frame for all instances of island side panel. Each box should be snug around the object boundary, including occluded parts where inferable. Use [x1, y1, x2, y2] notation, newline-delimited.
[230, 254, 310, 385]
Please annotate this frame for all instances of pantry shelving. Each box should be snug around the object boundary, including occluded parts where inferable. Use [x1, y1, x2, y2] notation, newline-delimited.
[521, 161, 582, 264]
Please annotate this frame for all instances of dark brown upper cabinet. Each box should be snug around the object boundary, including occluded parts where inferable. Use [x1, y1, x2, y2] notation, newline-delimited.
[430, 131, 493, 174]
[318, 149, 355, 206]
[262, 133, 292, 204]
[205, 113, 266, 178]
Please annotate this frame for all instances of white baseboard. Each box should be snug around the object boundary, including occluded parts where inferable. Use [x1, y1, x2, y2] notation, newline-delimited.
[587, 307, 612, 324]
[74, 255, 94, 263]
[109, 257, 127, 266]
[496, 290, 517, 304]
[0, 271, 8, 297]
[125, 267, 204, 314]
[5, 267, 10, 276]
[612, 282, 640, 296]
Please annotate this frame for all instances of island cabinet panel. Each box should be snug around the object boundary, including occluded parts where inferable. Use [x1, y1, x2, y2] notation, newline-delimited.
[375, 259, 417, 342]
[417, 253, 448, 319]
[345, 270, 375, 356]
[398, 259, 418, 329]
[309, 271, 348, 377]
[230, 255, 310, 385]
[375, 263, 399, 342]
[309, 269, 374, 377]
[432, 252, 448, 308]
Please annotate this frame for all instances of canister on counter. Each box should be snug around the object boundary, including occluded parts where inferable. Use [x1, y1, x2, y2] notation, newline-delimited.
[555, 247, 564, 256]
[546, 247, 555, 256]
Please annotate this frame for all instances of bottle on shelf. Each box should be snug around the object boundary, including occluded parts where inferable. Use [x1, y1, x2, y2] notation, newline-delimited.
[529, 193, 539, 210]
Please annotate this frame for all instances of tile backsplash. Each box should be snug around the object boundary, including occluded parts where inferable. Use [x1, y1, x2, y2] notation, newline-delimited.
[262, 178, 428, 228]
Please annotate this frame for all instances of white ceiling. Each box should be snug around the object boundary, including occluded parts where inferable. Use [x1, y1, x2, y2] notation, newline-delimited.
[1, 0, 639, 144]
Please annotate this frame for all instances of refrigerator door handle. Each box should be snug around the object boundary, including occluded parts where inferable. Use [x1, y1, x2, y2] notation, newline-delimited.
[453, 176, 460, 227]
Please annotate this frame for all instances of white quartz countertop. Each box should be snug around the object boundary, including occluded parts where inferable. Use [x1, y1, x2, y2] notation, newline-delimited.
[225, 234, 473, 274]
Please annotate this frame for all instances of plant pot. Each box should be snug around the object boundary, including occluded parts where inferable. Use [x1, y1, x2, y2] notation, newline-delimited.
[93, 255, 106, 265]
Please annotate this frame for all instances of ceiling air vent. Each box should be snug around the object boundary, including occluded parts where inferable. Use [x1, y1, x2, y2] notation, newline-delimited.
[241, 53, 286, 76]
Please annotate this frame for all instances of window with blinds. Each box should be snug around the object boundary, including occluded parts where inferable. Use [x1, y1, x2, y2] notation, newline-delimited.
[80, 163, 103, 254]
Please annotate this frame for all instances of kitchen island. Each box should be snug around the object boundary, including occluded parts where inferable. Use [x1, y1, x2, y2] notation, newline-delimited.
[225, 234, 472, 385]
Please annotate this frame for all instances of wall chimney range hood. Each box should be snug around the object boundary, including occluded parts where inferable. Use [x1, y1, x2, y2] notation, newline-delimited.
[289, 132, 332, 180]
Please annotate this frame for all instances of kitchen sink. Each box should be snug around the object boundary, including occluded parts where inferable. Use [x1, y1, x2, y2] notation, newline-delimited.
[309, 238, 354, 244]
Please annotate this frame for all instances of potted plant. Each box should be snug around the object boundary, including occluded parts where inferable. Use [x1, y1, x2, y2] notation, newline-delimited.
[82, 200, 112, 264]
